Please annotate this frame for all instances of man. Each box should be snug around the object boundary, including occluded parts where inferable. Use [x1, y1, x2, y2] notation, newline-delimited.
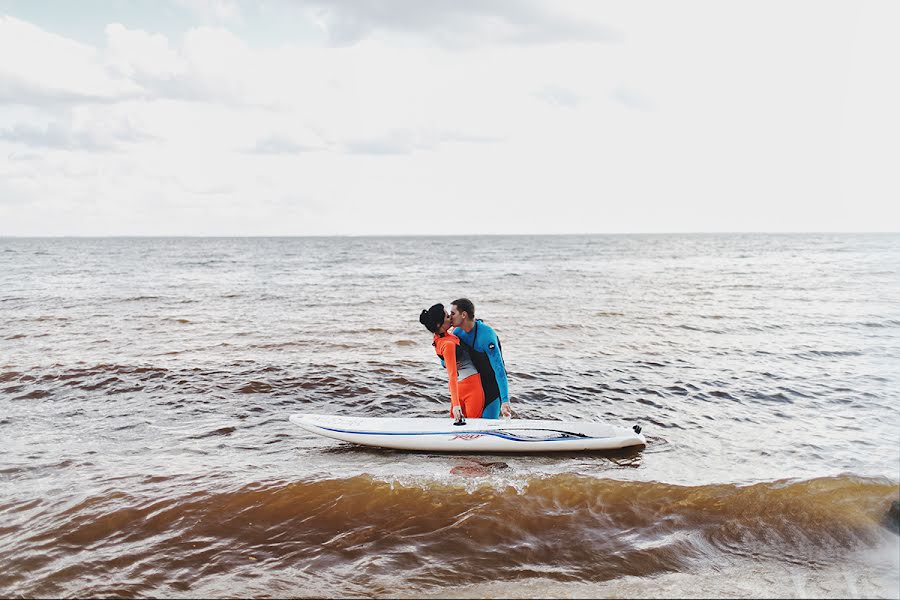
[449, 298, 512, 419]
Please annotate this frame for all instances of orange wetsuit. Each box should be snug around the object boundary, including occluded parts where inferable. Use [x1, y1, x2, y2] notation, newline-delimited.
[433, 331, 485, 418]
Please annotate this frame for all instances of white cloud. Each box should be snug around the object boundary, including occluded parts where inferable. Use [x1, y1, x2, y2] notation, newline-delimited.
[611, 85, 652, 111]
[102, 23, 271, 106]
[2, 121, 111, 151]
[0, 16, 142, 106]
[246, 135, 321, 155]
[0, 2, 898, 235]
[0, 106, 155, 151]
[105, 23, 187, 82]
[535, 85, 583, 109]
[340, 126, 505, 156]
[180, 26, 252, 96]
[299, 0, 620, 47]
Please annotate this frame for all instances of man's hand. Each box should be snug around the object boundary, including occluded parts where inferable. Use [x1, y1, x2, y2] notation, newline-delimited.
[452, 405, 464, 421]
[501, 402, 512, 418]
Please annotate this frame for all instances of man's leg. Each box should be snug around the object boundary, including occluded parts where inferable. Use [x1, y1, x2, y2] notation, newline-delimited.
[481, 397, 501, 419]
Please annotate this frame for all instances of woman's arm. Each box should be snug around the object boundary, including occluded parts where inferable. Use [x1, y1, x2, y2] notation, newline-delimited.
[440, 341, 460, 415]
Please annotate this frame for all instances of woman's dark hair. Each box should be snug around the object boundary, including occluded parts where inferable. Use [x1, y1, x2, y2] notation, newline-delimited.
[419, 303, 445, 333]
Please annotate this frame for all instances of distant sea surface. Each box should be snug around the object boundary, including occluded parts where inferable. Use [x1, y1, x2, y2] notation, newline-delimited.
[1, 234, 898, 598]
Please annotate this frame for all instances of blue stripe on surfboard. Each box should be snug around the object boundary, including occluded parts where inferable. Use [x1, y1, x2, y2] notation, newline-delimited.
[312, 425, 608, 443]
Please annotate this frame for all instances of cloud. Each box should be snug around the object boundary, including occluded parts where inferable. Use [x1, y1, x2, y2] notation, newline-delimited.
[342, 134, 419, 155]
[105, 23, 187, 82]
[1, 122, 110, 151]
[5, 151, 42, 162]
[245, 135, 321, 154]
[611, 85, 653, 111]
[0, 18, 273, 110]
[0, 114, 156, 151]
[4, 3, 893, 236]
[534, 84, 582, 109]
[103, 24, 269, 107]
[300, 0, 621, 47]
[0, 76, 126, 107]
[341, 128, 502, 155]
[0, 16, 143, 106]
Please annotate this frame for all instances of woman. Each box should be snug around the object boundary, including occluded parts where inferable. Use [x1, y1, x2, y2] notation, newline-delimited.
[419, 303, 485, 421]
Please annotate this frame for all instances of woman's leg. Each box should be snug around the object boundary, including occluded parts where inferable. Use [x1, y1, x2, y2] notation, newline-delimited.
[458, 375, 485, 418]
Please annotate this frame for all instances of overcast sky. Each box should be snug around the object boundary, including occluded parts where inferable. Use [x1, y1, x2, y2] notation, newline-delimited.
[1, 0, 898, 235]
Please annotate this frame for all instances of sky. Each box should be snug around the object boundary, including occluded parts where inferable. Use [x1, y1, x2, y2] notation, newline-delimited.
[0, 0, 898, 236]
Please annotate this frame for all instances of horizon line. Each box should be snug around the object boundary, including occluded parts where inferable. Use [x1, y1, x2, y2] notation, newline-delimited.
[1, 231, 899, 239]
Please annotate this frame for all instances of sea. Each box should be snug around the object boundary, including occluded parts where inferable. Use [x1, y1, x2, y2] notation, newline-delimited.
[1, 234, 898, 599]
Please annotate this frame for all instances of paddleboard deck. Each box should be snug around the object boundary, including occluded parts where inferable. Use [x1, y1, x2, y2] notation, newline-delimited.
[290, 414, 646, 452]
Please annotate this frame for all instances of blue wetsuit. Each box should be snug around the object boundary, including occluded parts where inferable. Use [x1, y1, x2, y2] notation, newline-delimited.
[453, 320, 509, 419]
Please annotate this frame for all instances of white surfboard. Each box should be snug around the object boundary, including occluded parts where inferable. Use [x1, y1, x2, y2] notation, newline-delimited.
[290, 414, 646, 452]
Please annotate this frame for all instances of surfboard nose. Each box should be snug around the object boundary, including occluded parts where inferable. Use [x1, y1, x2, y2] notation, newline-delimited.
[289, 414, 322, 434]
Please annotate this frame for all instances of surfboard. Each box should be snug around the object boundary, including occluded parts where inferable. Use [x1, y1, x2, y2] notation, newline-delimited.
[290, 414, 646, 452]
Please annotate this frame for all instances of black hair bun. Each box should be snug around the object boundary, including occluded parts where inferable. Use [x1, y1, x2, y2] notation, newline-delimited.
[419, 303, 444, 333]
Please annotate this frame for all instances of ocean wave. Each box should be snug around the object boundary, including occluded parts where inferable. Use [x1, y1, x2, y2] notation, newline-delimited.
[3, 473, 896, 598]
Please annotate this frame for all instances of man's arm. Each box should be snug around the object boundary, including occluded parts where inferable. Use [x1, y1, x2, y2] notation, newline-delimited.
[483, 327, 510, 406]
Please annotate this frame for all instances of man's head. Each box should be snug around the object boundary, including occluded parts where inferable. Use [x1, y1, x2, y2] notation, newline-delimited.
[450, 298, 475, 327]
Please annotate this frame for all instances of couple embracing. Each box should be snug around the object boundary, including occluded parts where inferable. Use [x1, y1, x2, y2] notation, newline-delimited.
[419, 298, 511, 423]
